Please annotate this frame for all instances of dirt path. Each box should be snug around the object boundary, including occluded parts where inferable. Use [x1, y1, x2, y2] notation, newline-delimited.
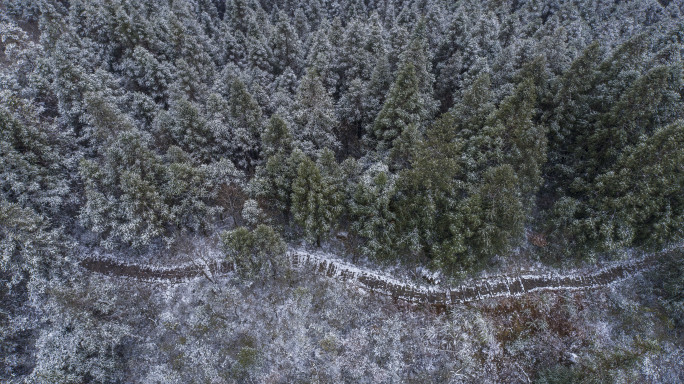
[80, 247, 675, 306]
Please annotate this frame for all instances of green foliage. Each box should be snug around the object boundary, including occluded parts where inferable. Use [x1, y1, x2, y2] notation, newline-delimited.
[350, 165, 398, 261]
[654, 250, 684, 328]
[534, 365, 586, 384]
[391, 71, 539, 273]
[475, 165, 525, 255]
[293, 68, 340, 155]
[261, 114, 292, 159]
[270, 10, 304, 75]
[253, 148, 305, 219]
[593, 121, 684, 249]
[220, 224, 287, 278]
[155, 99, 213, 162]
[79, 131, 232, 249]
[0, 107, 69, 216]
[79, 130, 170, 249]
[291, 153, 343, 246]
[492, 77, 547, 206]
[369, 63, 426, 154]
[0, 199, 62, 287]
[227, 78, 264, 170]
[162, 146, 223, 233]
[6, 0, 684, 272]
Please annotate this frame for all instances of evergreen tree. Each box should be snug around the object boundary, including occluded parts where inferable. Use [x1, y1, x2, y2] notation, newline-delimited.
[491, 76, 547, 207]
[255, 148, 306, 222]
[0, 200, 63, 287]
[292, 68, 340, 155]
[244, 16, 273, 77]
[368, 63, 427, 154]
[337, 77, 372, 155]
[79, 130, 169, 249]
[268, 66, 299, 115]
[543, 41, 603, 204]
[154, 98, 214, 162]
[166, 7, 216, 101]
[221, 224, 287, 278]
[473, 164, 525, 258]
[270, 10, 304, 76]
[119, 45, 174, 103]
[365, 51, 393, 123]
[261, 114, 293, 159]
[3, 0, 684, 304]
[0, 107, 69, 217]
[397, 19, 436, 109]
[305, 23, 339, 92]
[544, 36, 683, 251]
[227, 78, 264, 171]
[394, 111, 466, 269]
[338, 19, 372, 87]
[291, 154, 342, 246]
[592, 120, 684, 250]
[350, 164, 398, 261]
[162, 146, 222, 234]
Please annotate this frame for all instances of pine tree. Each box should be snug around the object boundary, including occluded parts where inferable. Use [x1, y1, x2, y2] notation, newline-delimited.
[0, 107, 69, 216]
[543, 41, 603, 203]
[350, 164, 398, 261]
[221, 224, 286, 278]
[594, 120, 684, 250]
[292, 67, 340, 155]
[261, 114, 293, 159]
[162, 146, 221, 234]
[270, 10, 304, 76]
[543, 36, 683, 251]
[155, 98, 214, 162]
[589, 65, 680, 177]
[434, 6, 472, 109]
[395, 111, 466, 269]
[293, 7, 310, 40]
[368, 62, 429, 155]
[254, 147, 305, 222]
[338, 19, 372, 87]
[268, 66, 299, 115]
[166, 7, 216, 101]
[119, 45, 174, 103]
[337, 77, 371, 155]
[0, 199, 63, 287]
[244, 16, 273, 77]
[47, 32, 97, 138]
[474, 164, 525, 257]
[291, 155, 342, 246]
[305, 23, 339, 92]
[366, 51, 393, 123]
[227, 78, 264, 171]
[79, 130, 169, 249]
[491, 76, 547, 208]
[397, 19, 437, 109]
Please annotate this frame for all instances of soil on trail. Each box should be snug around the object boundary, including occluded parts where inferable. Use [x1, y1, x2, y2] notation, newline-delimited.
[80, 247, 675, 307]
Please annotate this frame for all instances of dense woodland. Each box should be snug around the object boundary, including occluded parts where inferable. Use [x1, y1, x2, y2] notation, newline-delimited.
[1, 0, 684, 382]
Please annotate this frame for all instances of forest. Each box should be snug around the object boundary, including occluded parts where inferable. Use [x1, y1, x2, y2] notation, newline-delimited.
[1, 0, 683, 382]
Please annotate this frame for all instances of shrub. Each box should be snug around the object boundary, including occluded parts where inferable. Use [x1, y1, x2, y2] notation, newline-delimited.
[220, 225, 287, 278]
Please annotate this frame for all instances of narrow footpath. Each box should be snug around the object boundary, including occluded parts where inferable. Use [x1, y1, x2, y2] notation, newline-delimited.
[81, 247, 675, 307]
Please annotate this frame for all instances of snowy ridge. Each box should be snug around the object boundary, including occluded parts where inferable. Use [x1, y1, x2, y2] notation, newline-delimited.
[81, 245, 679, 306]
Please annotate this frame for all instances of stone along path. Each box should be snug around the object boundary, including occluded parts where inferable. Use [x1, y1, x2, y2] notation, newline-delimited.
[81, 247, 676, 307]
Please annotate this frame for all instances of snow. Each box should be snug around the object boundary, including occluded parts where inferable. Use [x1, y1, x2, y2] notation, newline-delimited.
[80, 244, 671, 307]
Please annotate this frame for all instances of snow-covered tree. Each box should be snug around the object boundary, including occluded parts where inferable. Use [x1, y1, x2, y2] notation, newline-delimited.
[291, 153, 343, 246]
[292, 67, 340, 155]
[350, 163, 397, 261]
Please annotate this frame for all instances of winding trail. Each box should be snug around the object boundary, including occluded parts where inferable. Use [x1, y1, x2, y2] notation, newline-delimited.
[80, 247, 677, 307]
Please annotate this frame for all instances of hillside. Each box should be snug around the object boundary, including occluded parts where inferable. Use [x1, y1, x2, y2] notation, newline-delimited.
[1, 0, 683, 382]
